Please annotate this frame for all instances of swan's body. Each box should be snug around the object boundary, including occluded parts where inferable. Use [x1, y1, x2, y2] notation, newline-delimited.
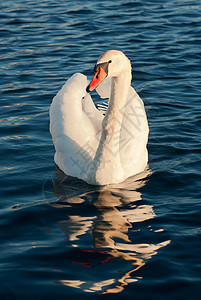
[50, 50, 149, 185]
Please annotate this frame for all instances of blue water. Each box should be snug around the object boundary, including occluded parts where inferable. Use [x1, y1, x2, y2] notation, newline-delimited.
[1, 0, 201, 299]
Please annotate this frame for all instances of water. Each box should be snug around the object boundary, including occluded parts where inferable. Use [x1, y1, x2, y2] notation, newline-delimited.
[1, 0, 201, 299]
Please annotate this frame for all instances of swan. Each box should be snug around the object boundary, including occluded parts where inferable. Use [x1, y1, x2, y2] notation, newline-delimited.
[50, 50, 149, 185]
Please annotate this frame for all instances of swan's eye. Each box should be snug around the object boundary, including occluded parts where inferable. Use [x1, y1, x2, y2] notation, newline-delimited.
[96, 69, 100, 78]
[108, 60, 112, 63]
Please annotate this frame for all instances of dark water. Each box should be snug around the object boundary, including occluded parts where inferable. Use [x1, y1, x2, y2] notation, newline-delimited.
[1, 0, 201, 299]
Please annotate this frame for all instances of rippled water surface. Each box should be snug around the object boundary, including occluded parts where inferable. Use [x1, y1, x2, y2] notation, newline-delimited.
[1, 0, 201, 299]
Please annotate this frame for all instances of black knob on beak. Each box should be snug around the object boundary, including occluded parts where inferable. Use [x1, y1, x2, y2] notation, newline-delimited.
[86, 84, 90, 93]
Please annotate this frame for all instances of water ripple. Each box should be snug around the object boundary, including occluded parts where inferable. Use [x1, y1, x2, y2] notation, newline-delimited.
[0, 0, 201, 299]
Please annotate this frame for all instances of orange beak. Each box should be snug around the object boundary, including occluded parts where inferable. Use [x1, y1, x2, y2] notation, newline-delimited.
[86, 67, 107, 93]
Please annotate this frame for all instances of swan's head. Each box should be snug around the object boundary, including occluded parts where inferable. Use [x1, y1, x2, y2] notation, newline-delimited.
[86, 50, 131, 93]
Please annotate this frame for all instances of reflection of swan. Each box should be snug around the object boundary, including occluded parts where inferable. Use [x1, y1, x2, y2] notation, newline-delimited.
[50, 50, 149, 185]
[47, 169, 170, 294]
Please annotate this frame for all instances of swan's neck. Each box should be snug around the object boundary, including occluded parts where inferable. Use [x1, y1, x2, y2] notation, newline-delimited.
[91, 67, 131, 184]
[101, 69, 131, 154]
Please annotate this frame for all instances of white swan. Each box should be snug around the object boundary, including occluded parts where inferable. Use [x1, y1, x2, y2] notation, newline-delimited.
[50, 50, 149, 185]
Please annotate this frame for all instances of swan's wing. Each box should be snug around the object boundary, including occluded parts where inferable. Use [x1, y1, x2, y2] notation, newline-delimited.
[82, 93, 103, 134]
[50, 73, 89, 139]
[50, 73, 100, 179]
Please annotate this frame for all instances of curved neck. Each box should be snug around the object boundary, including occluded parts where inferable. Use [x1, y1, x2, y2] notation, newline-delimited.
[91, 67, 132, 183]
[101, 69, 131, 154]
